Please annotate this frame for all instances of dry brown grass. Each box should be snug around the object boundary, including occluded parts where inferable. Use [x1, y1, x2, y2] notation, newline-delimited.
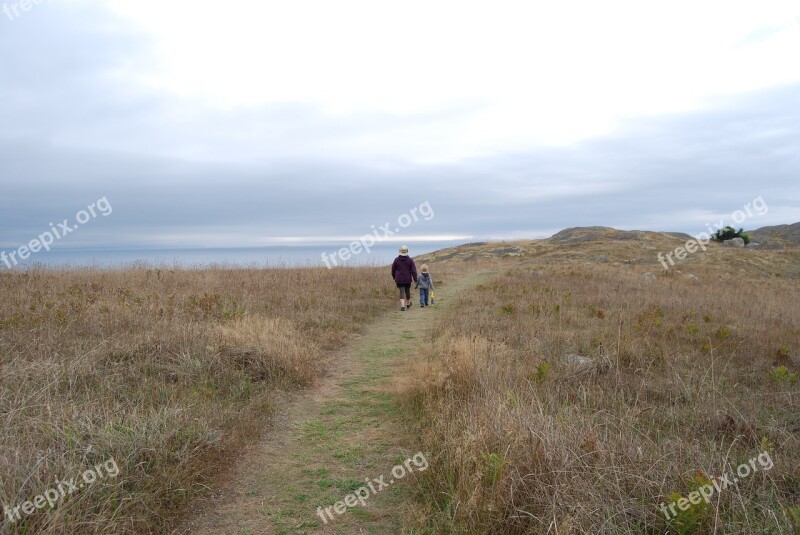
[403, 255, 800, 533]
[0, 265, 393, 534]
[421, 228, 800, 280]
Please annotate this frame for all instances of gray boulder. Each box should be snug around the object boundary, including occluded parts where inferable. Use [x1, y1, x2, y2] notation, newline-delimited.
[564, 353, 592, 367]
[562, 353, 610, 378]
[723, 237, 745, 248]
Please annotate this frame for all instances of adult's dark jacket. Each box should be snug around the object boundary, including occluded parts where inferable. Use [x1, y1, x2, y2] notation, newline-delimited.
[391, 256, 417, 284]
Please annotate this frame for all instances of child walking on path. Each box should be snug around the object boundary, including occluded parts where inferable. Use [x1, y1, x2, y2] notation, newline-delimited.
[416, 264, 434, 307]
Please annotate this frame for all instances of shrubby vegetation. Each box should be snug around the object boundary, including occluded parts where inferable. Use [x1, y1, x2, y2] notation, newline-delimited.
[711, 225, 750, 243]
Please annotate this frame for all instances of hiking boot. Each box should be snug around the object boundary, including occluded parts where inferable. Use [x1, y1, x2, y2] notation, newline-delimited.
[400, 306, 406, 311]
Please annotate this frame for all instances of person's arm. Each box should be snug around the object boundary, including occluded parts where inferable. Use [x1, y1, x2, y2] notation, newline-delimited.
[411, 259, 418, 283]
[391, 258, 397, 279]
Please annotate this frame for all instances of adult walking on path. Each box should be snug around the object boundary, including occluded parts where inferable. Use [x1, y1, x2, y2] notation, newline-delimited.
[391, 245, 417, 311]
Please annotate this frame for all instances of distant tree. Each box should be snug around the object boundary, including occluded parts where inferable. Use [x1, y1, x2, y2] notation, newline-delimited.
[711, 225, 750, 244]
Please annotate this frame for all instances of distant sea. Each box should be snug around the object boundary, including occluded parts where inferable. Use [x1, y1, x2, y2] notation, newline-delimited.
[3, 241, 468, 270]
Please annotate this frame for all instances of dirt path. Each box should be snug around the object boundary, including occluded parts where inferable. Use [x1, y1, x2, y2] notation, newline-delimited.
[178, 270, 493, 535]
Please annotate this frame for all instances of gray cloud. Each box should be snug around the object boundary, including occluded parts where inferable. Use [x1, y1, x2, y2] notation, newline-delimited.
[1, 4, 798, 250]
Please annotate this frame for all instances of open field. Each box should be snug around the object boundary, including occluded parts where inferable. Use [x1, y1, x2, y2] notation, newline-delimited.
[2, 233, 799, 534]
[0, 266, 395, 534]
[405, 242, 800, 533]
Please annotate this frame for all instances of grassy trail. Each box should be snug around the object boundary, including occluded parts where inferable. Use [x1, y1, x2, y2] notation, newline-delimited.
[179, 270, 494, 534]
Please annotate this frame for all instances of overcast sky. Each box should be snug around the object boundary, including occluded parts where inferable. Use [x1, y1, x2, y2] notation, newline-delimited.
[1, 0, 799, 250]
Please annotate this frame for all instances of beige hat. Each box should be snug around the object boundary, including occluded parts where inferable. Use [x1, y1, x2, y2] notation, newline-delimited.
[399, 245, 409, 256]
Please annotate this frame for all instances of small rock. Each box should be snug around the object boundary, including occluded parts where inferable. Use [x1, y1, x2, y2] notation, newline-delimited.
[745, 242, 761, 248]
[593, 255, 610, 263]
[687, 274, 700, 283]
[723, 237, 745, 248]
[643, 272, 656, 281]
[564, 353, 592, 366]
[562, 353, 610, 379]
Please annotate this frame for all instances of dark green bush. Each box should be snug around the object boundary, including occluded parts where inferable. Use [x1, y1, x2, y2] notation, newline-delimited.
[711, 225, 750, 244]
